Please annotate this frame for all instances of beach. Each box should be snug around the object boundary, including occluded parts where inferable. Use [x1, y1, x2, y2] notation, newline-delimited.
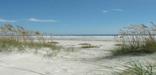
[0, 36, 155, 75]
[0, 0, 155, 75]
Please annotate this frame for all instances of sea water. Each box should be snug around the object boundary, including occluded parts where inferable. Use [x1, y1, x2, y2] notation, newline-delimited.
[49, 36, 116, 41]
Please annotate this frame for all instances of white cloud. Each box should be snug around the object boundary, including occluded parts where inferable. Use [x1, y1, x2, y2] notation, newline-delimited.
[28, 18, 57, 23]
[0, 18, 16, 22]
[102, 10, 109, 13]
[102, 9, 124, 13]
[111, 9, 124, 12]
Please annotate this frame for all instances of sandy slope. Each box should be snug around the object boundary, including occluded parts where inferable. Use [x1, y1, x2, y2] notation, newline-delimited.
[0, 40, 156, 75]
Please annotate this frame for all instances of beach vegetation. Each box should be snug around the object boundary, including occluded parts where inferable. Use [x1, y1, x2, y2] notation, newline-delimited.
[117, 62, 156, 75]
[79, 43, 98, 48]
[0, 23, 61, 53]
[112, 23, 156, 56]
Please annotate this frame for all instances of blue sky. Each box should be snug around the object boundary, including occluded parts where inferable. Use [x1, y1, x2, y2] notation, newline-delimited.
[0, 0, 156, 34]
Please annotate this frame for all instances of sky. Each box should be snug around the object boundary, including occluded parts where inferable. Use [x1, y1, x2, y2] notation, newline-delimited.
[0, 0, 156, 34]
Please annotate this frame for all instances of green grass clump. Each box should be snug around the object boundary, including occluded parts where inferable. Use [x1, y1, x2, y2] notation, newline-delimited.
[81, 45, 97, 48]
[112, 42, 156, 56]
[0, 38, 23, 52]
[0, 38, 61, 52]
[112, 24, 156, 56]
[118, 62, 156, 75]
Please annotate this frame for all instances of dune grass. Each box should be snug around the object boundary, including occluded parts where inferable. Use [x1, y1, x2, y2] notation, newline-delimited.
[118, 62, 156, 75]
[112, 24, 156, 56]
[0, 23, 61, 53]
[79, 43, 98, 48]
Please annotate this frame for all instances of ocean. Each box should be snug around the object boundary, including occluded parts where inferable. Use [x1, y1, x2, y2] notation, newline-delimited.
[50, 35, 116, 41]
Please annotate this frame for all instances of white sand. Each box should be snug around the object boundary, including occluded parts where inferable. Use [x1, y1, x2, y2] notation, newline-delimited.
[0, 39, 156, 75]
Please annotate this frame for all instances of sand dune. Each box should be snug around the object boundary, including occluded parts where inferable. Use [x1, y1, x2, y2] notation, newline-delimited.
[0, 39, 155, 75]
